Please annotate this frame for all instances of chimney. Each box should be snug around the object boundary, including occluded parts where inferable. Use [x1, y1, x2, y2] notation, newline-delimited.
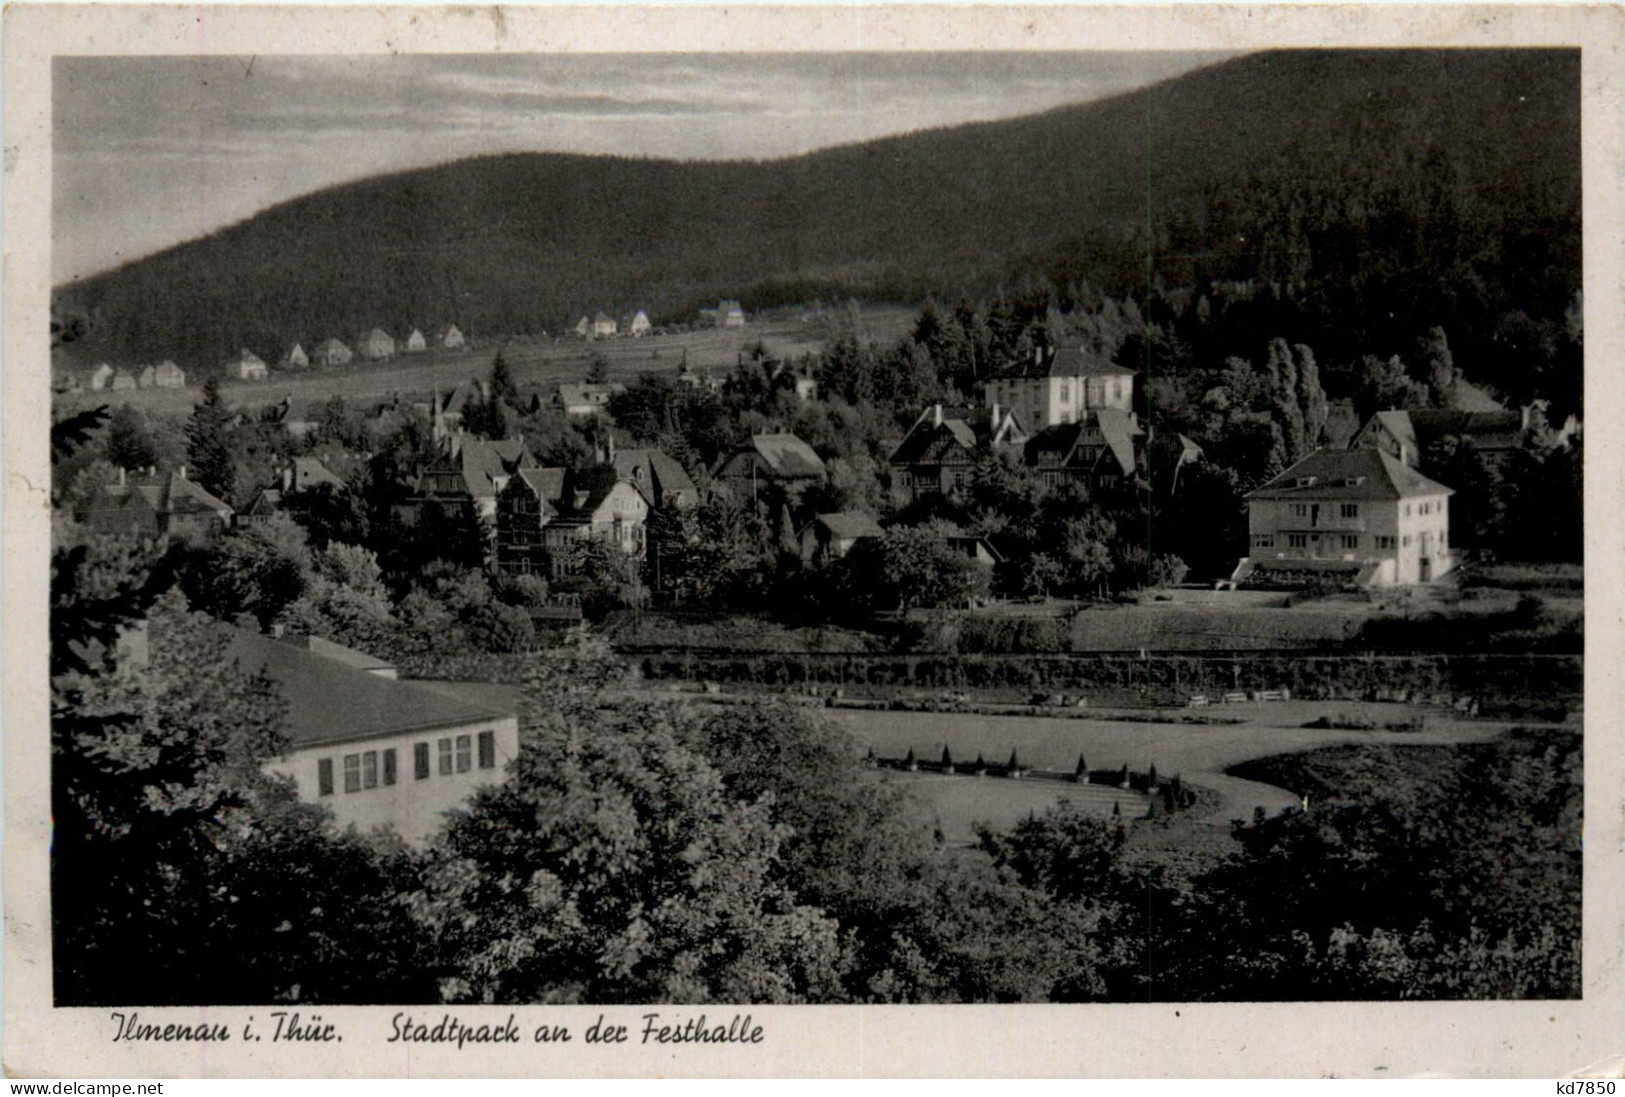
[117, 466, 126, 487]
[932, 404, 943, 427]
[178, 465, 187, 480]
[1033, 344, 1044, 367]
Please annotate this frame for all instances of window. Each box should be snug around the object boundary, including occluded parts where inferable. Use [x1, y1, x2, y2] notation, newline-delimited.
[951, 469, 968, 490]
[362, 750, 379, 789]
[317, 758, 334, 797]
[1252, 534, 1275, 549]
[414, 742, 430, 780]
[1059, 382, 1071, 403]
[1291, 504, 1309, 518]
[438, 738, 453, 776]
[383, 748, 397, 786]
[1402, 535, 1412, 547]
[456, 735, 473, 774]
[1287, 534, 1308, 549]
[1340, 504, 1359, 519]
[1419, 501, 1430, 516]
[1375, 535, 1396, 551]
[343, 754, 361, 794]
[1404, 504, 1411, 517]
[478, 731, 496, 770]
[1340, 534, 1358, 550]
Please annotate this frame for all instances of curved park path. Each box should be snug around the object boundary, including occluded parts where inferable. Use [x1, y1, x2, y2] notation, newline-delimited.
[821, 700, 1513, 840]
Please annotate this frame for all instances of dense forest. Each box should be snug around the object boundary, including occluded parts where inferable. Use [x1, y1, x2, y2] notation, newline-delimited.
[54, 49, 1579, 416]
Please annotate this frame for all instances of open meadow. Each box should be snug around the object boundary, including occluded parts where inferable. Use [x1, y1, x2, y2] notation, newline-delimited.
[59, 306, 921, 419]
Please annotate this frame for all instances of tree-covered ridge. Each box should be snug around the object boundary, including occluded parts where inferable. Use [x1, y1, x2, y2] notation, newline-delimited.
[55, 48, 1577, 400]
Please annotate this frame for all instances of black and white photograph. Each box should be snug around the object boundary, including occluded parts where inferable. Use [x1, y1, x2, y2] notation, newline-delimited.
[7, 2, 1622, 1079]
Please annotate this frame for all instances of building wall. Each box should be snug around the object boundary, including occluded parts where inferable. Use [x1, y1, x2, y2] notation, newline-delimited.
[269, 714, 519, 846]
[1247, 492, 1451, 587]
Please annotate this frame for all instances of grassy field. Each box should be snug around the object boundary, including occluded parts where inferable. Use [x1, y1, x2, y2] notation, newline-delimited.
[59, 306, 920, 419]
[826, 701, 1509, 843]
[882, 771, 1151, 846]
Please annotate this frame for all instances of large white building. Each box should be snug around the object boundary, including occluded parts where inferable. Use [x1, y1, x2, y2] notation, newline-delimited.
[1236, 447, 1454, 589]
[983, 345, 1135, 430]
[227, 631, 519, 846]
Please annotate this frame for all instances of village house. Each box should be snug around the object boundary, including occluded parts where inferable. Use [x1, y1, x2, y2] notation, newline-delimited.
[494, 466, 569, 576]
[542, 467, 652, 578]
[714, 432, 827, 502]
[152, 360, 185, 388]
[403, 432, 537, 526]
[1024, 408, 1144, 492]
[311, 337, 353, 368]
[556, 382, 625, 419]
[244, 456, 348, 523]
[435, 324, 467, 351]
[889, 404, 1028, 501]
[223, 348, 269, 381]
[799, 511, 883, 566]
[84, 467, 234, 543]
[52, 367, 82, 395]
[427, 379, 489, 440]
[404, 328, 428, 353]
[938, 523, 1004, 568]
[111, 368, 139, 392]
[628, 310, 653, 337]
[984, 345, 1135, 430]
[136, 365, 157, 389]
[280, 343, 310, 371]
[573, 316, 591, 339]
[227, 629, 518, 847]
[356, 328, 396, 361]
[592, 312, 619, 339]
[611, 447, 698, 510]
[89, 363, 114, 391]
[716, 299, 746, 328]
[1235, 446, 1454, 589]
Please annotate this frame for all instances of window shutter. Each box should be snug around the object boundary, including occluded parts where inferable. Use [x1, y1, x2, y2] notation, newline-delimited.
[317, 758, 334, 796]
[383, 748, 397, 786]
[414, 742, 430, 780]
[478, 731, 496, 769]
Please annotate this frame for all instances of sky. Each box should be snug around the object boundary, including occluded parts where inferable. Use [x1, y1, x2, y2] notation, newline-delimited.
[53, 51, 1229, 284]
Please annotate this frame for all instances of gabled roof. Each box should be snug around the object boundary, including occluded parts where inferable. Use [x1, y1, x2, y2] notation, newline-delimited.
[424, 435, 534, 500]
[548, 466, 632, 526]
[1025, 408, 1141, 478]
[557, 382, 624, 408]
[225, 348, 266, 368]
[997, 345, 1134, 381]
[278, 632, 395, 675]
[1358, 410, 1418, 456]
[1408, 408, 1525, 447]
[287, 455, 345, 492]
[593, 311, 616, 325]
[889, 405, 1027, 467]
[360, 327, 393, 342]
[512, 465, 569, 505]
[95, 471, 235, 526]
[314, 337, 351, 355]
[612, 448, 697, 506]
[224, 630, 507, 749]
[1247, 448, 1453, 502]
[739, 433, 826, 479]
[808, 511, 883, 541]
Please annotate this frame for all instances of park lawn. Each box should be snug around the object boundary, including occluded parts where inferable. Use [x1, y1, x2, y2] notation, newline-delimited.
[882, 770, 1150, 846]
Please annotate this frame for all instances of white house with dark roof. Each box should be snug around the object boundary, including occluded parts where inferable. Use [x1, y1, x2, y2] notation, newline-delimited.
[227, 630, 518, 846]
[89, 362, 115, 391]
[592, 311, 618, 338]
[281, 343, 310, 370]
[557, 382, 625, 418]
[628, 310, 652, 337]
[404, 328, 428, 353]
[984, 345, 1135, 429]
[1236, 447, 1454, 589]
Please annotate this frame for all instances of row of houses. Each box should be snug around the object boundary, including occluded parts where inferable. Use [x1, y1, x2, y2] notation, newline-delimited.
[223, 325, 469, 381]
[573, 311, 651, 340]
[74, 360, 187, 393]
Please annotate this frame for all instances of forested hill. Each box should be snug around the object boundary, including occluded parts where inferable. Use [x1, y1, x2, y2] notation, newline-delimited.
[54, 49, 1579, 375]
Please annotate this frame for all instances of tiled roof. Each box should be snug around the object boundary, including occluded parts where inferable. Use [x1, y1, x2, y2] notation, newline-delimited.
[997, 346, 1134, 381]
[811, 511, 883, 541]
[612, 448, 697, 506]
[1025, 409, 1141, 478]
[747, 433, 826, 479]
[225, 631, 506, 750]
[1247, 448, 1453, 502]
